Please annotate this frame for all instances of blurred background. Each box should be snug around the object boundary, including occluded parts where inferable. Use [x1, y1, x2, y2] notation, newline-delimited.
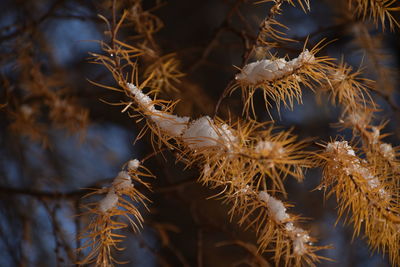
[0, 0, 399, 266]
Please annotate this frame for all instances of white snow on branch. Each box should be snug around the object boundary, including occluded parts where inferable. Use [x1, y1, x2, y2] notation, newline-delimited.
[127, 83, 238, 149]
[98, 162, 140, 213]
[258, 191, 310, 255]
[182, 116, 236, 150]
[99, 189, 119, 213]
[379, 143, 395, 160]
[128, 159, 140, 171]
[370, 128, 396, 161]
[255, 141, 285, 156]
[127, 83, 189, 137]
[112, 171, 133, 191]
[235, 50, 315, 84]
[150, 112, 189, 137]
[290, 224, 311, 256]
[326, 141, 386, 194]
[127, 83, 156, 112]
[258, 191, 289, 222]
[326, 141, 356, 156]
